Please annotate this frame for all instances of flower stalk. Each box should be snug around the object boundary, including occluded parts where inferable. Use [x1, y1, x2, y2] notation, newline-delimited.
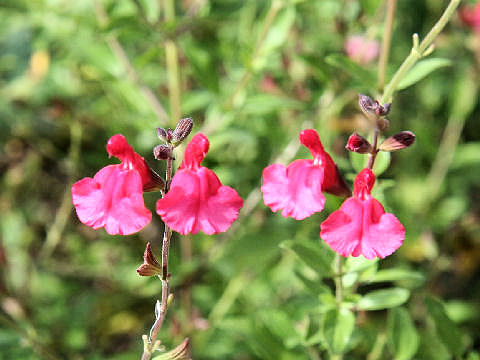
[141, 147, 174, 360]
[381, 0, 461, 103]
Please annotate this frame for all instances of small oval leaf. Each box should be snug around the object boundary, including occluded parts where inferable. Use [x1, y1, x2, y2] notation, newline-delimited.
[357, 288, 410, 310]
[321, 308, 355, 354]
[387, 307, 420, 360]
[397, 58, 451, 90]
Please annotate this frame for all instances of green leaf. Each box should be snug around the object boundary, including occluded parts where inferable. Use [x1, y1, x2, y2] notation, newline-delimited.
[445, 301, 480, 324]
[321, 308, 355, 355]
[368, 268, 425, 285]
[397, 58, 451, 90]
[345, 256, 379, 273]
[426, 297, 465, 356]
[325, 54, 376, 88]
[350, 150, 390, 177]
[360, 0, 382, 15]
[281, 240, 334, 277]
[387, 307, 419, 360]
[254, 5, 296, 70]
[357, 288, 410, 310]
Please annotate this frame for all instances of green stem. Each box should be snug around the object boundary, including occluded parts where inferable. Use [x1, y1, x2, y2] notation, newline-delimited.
[164, 0, 181, 125]
[225, 0, 283, 108]
[40, 120, 82, 260]
[381, 0, 461, 103]
[335, 254, 343, 307]
[377, 0, 397, 92]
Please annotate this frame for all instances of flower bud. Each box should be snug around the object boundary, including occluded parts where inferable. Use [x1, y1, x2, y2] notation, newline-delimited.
[359, 94, 391, 118]
[378, 102, 391, 116]
[379, 131, 416, 152]
[156, 127, 169, 142]
[359, 94, 375, 115]
[345, 132, 373, 154]
[136, 243, 162, 276]
[172, 117, 194, 146]
[153, 144, 173, 160]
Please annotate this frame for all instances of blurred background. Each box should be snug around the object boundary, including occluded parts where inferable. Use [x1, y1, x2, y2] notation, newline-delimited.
[0, 0, 479, 359]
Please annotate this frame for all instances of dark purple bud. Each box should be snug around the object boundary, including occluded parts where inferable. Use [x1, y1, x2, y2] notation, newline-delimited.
[156, 127, 168, 141]
[359, 94, 375, 115]
[380, 102, 391, 116]
[172, 117, 194, 146]
[379, 131, 416, 152]
[359, 94, 391, 118]
[136, 243, 162, 276]
[345, 132, 373, 154]
[153, 144, 173, 160]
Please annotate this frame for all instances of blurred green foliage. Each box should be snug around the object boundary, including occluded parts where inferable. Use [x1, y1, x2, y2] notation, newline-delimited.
[0, 0, 479, 359]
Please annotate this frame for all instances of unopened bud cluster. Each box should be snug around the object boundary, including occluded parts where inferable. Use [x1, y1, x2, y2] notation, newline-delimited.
[154, 118, 194, 160]
[346, 95, 415, 155]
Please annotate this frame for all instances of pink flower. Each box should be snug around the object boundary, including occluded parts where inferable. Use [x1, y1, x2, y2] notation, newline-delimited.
[261, 129, 351, 220]
[460, 3, 480, 32]
[320, 168, 405, 259]
[156, 133, 243, 235]
[344, 35, 380, 65]
[71, 134, 153, 235]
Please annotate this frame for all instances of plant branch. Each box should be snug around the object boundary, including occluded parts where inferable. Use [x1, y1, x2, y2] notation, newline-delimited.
[225, 0, 283, 109]
[40, 119, 82, 260]
[141, 154, 174, 360]
[377, 0, 397, 92]
[367, 127, 380, 170]
[381, 0, 461, 103]
[335, 254, 343, 307]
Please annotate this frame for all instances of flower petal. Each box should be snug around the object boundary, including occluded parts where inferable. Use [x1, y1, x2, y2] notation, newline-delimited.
[361, 198, 405, 259]
[320, 198, 363, 257]
[320, 197, 404, 259]
[157, 167, 243, 235]
[72, 165, 151, 235]
[262, 160, 325, 220]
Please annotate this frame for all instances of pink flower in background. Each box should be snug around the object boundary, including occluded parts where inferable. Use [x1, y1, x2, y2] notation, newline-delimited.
[460, 2, 480, 32]
[156, 133, 243, 235]
[320, 168, 405, 259]
[261, 129, 350, 220]
[72, 134, 152, 235]
[345, 35, 380, 64]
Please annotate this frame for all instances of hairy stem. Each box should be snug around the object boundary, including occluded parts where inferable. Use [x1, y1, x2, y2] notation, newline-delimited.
[367, 127, 380, 170]
[141, 154, 174, 360]
[377, 0, 397, 92]
[381, 0, 461, 103]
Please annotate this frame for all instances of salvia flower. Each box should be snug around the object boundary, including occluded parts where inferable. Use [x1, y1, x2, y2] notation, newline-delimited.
[460, 2, 480, 32]
[261, 129, 351, 220]
[320, 168, 405, 259]
[344, 35, 380, 65]
[72, 134, 156, 235]
[156, 133, 243, 235]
